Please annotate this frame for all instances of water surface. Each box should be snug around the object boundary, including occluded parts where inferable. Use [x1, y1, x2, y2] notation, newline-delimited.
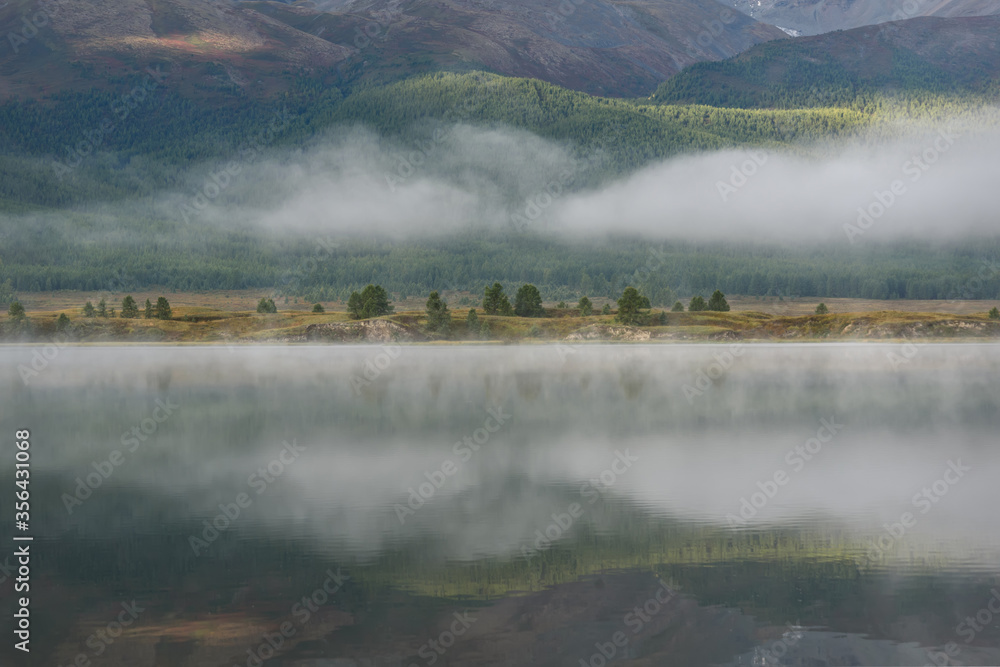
[1, 344, 998, 666]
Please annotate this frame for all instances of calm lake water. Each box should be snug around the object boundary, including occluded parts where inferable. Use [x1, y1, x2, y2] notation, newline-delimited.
[1, 343, 999, 666]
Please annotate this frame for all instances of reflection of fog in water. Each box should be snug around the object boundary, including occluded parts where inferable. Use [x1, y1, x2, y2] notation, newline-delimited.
[1, 344, 999, 666]
[2, 344, 998, 564]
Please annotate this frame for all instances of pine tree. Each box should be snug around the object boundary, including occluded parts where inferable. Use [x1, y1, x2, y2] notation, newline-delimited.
[312, 303, 325, 313]
[257, 297, 277, 314]
[349, 285, 393, 319]
[671, 301, 684, 312]
[83, 301, 96, 318]
[144, 299, 153, 319]
[155, 297, 172, 320]
[815, 303, 829, 315]
[616, 287, 644, 325]
[121, 295, 139, 318]
[425, 291, 452, 334]
[466, 308, 479, 332]
[514, 284, 544, 317]
[707, 290, 730, 312]
[483, 283, 513, 316]
[97, 298, 108, 318]
[688, 296, 707, 312]
[7, 301, 25, 319]
[578, 296, 593, 316]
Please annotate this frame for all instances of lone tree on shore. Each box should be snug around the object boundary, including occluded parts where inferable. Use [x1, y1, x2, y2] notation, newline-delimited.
[707, 290, 730, 312]
[257, 297, 277, 314]
[312, 303, 324, 313]
[815, 303, 829, 315]
[578, 296, 593, 316]
[121, 295, 139, 318]
[688, 295, 707, 312]
[616, 287, 646, 325]
[57, 313, 70, 331]
[347, 284, 394, 319]
[483, 283, 513, 316]
[8, 301, 25, 320]
[425, 291, 452, 334]
[514, 284, 545, 317]
[155, 297, 172, 320]
[990, 307, 1000, 320]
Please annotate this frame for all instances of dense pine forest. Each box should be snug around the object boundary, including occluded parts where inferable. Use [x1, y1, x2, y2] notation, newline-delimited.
[1, 70, 998, 302]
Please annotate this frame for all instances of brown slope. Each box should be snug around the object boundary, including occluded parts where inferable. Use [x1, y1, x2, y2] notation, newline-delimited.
[0, 0, 786, 101]
[0, 0, 351, 100]
[258, 0, 788, 96]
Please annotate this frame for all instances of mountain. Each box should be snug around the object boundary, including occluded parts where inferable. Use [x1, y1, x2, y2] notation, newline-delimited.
[654, 15, 1000, 107]
[726, 0, 1000, 36]
[0, 0, 786, 101]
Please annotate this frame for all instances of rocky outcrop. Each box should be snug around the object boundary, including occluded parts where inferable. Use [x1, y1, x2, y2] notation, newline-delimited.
[305, 319, 425, 343]
[566, 325, 651, 342]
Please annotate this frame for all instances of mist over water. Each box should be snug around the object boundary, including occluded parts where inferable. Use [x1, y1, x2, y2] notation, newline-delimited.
[1, 344, 998, 665]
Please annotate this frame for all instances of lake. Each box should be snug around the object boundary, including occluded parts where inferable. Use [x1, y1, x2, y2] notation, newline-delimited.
[1, 343, 998, 666]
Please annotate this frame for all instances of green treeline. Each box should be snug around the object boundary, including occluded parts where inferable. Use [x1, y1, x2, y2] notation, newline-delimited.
[1, 225, 997, 301]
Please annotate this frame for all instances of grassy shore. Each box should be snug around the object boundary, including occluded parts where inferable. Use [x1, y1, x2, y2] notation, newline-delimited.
[3, 303, 999, 343]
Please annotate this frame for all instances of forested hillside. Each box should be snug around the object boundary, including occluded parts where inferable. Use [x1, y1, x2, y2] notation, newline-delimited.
[0, 71, 875, 209]
[654, 16, 1000, 108]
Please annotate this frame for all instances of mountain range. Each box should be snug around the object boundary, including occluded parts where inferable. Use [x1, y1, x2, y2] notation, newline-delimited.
[727, 0, 1000, 36]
